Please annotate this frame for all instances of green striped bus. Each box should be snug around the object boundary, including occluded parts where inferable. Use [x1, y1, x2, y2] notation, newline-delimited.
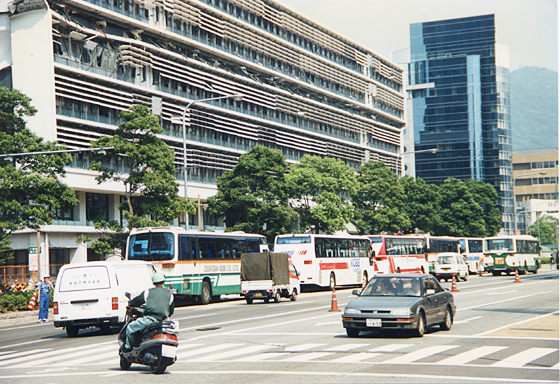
[126, 227, 269, 304]
[483, 235, 540, 276]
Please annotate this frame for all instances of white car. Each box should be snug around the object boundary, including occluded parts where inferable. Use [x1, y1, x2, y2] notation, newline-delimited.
[434, 253, 469, 281]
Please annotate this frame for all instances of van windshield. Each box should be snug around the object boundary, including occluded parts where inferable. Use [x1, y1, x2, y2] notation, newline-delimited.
[58, 266, 111, 292]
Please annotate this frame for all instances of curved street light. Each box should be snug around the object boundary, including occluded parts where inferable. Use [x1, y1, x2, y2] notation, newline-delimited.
[181, 94, 244, 230]
[398, 148, 438, 177]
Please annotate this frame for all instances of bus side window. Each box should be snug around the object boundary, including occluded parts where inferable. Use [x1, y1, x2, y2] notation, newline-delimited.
[180, 235, 190, 260]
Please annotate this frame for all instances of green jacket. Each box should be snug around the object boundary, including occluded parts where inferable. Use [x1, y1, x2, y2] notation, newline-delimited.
[129, 286, 174, 321]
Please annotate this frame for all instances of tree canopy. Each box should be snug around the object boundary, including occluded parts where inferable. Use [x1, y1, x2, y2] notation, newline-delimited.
[207, 145, 297, 242]
[89, 104, 194, 256]
[287, 155, 356, 233]
[0, 87, 78, 263]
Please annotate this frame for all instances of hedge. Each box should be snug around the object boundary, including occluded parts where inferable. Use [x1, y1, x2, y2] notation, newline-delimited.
[0, 291, 53, 313]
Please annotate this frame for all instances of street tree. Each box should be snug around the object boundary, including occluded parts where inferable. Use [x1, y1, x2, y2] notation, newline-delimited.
[89, 105, 194, 256]
[0, 87, 78, 263]
[434, 178, 486, 237]
[399, 175, 440, 234]
[352, 161, 410, 234]
[207, 145, 297, 242]
[465, 180, 502, 236]
[288, 155, 357, 234]
[528, 215, 558, 245]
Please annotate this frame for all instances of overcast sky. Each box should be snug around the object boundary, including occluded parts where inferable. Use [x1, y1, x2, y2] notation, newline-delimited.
[276, 0, 558, 72]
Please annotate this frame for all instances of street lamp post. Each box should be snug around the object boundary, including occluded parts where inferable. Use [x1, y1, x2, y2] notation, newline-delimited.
[181, 95, 243, 230]
[398, 148, 438, 177]
[512, 171, 546, 235]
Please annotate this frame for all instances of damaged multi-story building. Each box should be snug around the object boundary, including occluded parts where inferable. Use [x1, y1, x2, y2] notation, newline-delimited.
[0, 0, 404, 276]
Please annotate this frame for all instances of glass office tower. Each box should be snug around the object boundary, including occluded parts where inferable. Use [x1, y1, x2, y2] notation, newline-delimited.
[408, 14, 513, 233]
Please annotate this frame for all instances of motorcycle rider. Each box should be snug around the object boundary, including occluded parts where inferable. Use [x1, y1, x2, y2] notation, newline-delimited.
[122, 272, 174, 352]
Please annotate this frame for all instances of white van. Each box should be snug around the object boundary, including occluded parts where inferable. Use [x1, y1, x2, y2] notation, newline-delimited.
[53, 260, 155, 337]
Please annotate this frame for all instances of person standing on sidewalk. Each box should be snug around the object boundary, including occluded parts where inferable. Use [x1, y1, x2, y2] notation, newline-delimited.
[37, 275, 53, 323]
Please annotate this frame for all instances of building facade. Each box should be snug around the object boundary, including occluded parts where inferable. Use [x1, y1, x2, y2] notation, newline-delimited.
[0, 0, 404, 278]
[406, 15, 513, 233]
[512, 148, 558, 235]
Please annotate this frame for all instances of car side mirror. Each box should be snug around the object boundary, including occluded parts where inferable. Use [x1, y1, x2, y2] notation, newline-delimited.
[426, 289, 436, 295]
[352, 289, 361, 296]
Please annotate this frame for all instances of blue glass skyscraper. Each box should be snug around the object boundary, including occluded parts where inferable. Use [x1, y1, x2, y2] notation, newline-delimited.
[408, 14, 513, 233]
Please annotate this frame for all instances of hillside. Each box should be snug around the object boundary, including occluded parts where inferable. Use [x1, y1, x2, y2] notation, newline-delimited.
[510, 67, 558, 150]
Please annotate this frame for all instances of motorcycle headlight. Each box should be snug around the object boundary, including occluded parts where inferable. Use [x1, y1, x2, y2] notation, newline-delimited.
[392, 308, 411, 316]
[344, 308, 361, 314]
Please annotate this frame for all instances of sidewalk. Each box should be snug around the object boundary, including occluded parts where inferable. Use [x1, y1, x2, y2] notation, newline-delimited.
[0, 308, 53, 326]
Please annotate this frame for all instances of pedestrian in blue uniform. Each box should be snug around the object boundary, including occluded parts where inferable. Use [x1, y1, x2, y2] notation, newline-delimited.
[37, 275, 53, 323]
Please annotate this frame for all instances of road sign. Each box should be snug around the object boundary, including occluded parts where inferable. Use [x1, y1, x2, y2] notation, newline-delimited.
[29, 247, 38, 271]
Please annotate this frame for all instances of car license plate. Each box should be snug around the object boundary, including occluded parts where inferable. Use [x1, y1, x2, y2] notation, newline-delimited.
[255, 292, 262, 297]
[162, 344, 177, 358]
[366, 318, 382, 327]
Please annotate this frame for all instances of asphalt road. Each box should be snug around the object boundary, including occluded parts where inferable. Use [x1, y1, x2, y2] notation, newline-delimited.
[0, 270, 558, 384]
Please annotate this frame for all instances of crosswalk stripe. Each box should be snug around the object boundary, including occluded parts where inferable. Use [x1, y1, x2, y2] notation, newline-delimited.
[234, 352, 289, 362]
[281, 352, 334, 362]
[284, 344, 325, 352]
[369, 344, 415, 353]
[175, 343, 243, 359]
[52, 349, 118, 366]
[12, 345, 115, 368]
[330, 352, 383, 363]
[0, 349, 51, 362]
[0, 342, 113, 366]
[323, 344, 369, 352]
[438, 346, 508, 365]
[382, 345, 460, 364]
[189, 345, 275, 362]
[491, 348, 558, 368]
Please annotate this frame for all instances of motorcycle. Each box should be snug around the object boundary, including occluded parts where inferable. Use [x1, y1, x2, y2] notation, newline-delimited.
[117, 294, 179, 374]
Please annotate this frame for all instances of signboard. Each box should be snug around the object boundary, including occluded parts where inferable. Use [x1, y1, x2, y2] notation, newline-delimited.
[29, 247, 39, 271]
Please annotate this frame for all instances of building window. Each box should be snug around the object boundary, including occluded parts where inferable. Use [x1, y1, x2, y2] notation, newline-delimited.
[86, 193, 109, 222]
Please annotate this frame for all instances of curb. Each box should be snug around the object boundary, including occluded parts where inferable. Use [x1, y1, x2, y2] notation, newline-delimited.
[0, 309, 52, 322]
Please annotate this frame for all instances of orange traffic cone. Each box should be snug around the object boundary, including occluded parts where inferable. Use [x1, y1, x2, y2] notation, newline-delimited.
[514, 269, 522, 283]
[451, 274, 460, 292]
[329, 288, 340, 312]
[28, 291, 37, 310]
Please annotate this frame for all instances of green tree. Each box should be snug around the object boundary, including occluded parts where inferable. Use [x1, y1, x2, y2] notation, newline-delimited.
[434, 178, 486, 237]
[0, 87, 78, 263]
[89, 105, 194, 256]
[288, 155, 357, 234]
[528, 215, 558, 245]
[208, 145, 297, 242]
[465, 180, 502, 236]
[399, 175, 440, 234]
[352, 161, 410, 234]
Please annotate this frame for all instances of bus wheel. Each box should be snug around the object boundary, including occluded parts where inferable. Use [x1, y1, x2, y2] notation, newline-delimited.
[492, 271, 501, 276]
[329, 273, 336, 290]
[199, 281, 211, 305]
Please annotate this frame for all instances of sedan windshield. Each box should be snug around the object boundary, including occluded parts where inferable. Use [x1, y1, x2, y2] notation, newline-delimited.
[361, 277, 422, 297]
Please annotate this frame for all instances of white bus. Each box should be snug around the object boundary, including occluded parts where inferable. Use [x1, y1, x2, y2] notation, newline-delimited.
[125, 227, 269, 304]
[273, 234, 374, 289]
[367, 235, 428, 274]
[457, 237, 485, 274]
[484, 235, 541, 276]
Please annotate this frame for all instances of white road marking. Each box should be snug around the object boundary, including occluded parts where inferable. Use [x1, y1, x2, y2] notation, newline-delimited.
[0, 340, 49, 350]
[281, 352, 334, 362]
[454, 316, 483, 324]
[189, 345, 275, 362]
[382, 345, 460, 364]
[329, 352, 382, 363]
[486, 290, 518, 295]
[284, 344, 325, 352]
[0, 349, 52, 362]
[476, 310, 559, 336]
[368, 344, 414, 352]
[491, 348, 558, 368]
[175, 343, 243, 359]
[438, 346, 508, 365]
[323, 343, 369, 352]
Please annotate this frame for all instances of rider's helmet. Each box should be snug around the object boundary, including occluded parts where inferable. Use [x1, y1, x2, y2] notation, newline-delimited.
[152, 272, 166, 284]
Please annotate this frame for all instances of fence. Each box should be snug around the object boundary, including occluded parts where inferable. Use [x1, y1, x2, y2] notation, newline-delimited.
[1, 265, 63, 286]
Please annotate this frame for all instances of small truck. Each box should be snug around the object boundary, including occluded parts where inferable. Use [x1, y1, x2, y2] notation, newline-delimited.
[240, 252, 300, 304]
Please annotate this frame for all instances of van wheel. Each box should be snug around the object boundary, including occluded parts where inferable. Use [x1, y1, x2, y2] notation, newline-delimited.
[199, 281, 211, 305]
[66, 326, 79, 338]
[273, 290, 281, 303]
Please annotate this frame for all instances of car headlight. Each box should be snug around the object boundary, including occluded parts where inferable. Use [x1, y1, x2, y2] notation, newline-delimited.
[344, 308, 361, 314]
[392, 308, 411, 316]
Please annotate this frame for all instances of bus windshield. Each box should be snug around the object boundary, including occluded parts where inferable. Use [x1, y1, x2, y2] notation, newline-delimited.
[486, 238, 514, 252]
[128, 232, 174, 261]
